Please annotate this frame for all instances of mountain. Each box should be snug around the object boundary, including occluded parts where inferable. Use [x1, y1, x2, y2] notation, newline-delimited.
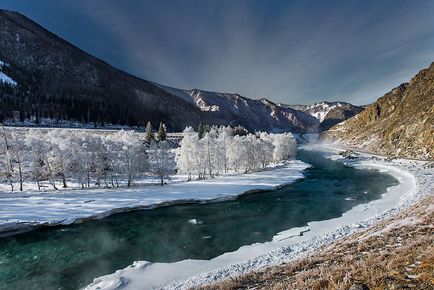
[284, 101, 364, 131]
[0, 9, 208, 131]
[154, 84, 320, 132]
[322, 62, 434, 159]
[0, 9, 321, 133]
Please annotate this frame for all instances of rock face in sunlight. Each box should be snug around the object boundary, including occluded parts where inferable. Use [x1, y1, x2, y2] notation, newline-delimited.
[322, 62, 434, 159]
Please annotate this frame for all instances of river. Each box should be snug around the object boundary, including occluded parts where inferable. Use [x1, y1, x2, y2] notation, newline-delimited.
[0, 149, 398, 289]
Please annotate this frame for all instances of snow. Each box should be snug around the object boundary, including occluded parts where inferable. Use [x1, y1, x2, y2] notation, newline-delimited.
[305, 102, 338, 122]
[195, 97, 220, 112]
[0, 71, 16, 86]
[153, 83, 320, 132]
[84, 144, 433, 290]
[2, 118, 139, 129]
[0, 160, 309, 236]
[0, 59, 17, 86]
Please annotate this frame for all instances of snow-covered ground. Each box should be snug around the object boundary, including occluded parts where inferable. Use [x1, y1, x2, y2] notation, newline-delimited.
[0, 59, 17, 86]
[0, 160, 309, 236]
[84, 144, 433, 290]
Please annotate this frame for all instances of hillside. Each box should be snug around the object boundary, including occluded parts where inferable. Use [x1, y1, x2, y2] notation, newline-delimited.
[0, 9, 208, 131]
[155, 84, 320, 132]
[322, 62, 434, 159]
[285, 101, 364, 131]
[0, 9, 324, 133]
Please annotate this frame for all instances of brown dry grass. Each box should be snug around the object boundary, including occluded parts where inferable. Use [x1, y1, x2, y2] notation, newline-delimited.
[194, 194, 434, 290]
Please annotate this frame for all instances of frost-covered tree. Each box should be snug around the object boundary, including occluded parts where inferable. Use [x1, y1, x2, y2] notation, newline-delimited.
[46, 129, 74, 188]
[215, 126, 232, 174]
[176, 126, 296, 178]
[202, 128, 218, 177]
[100, 135, 121, 187]
[257, 133, 274, 169]
[112, 130, 147, 187]
[149, 140, 175, 185]
[0, 126, 26, 191]
[25, 129, 58, 190]
[271, 133, 297, 163]
[9, 131, 27, 191]
[176, 127, 196, 181]
[0, 126, 14, 191]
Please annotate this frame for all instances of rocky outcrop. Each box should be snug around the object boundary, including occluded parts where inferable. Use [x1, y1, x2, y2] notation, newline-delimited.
[154, 84, 321, 133]
[285, 101, 364, 131]
[322, 63, 434, 159]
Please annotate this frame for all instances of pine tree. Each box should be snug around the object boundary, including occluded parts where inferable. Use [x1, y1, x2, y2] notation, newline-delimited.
[197, 122, 205, 139]
[145, 121, 154, 143]
[157, 122, 167, 141]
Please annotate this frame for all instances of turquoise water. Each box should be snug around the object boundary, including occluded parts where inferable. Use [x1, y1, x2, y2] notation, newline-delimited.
[0, 150, 398, 289]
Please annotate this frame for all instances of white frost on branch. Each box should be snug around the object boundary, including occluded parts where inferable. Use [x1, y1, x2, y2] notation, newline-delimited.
[176, 126, 297, 180]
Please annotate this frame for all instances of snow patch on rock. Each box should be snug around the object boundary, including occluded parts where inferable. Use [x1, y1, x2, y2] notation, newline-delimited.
[0, 59, 17, 86]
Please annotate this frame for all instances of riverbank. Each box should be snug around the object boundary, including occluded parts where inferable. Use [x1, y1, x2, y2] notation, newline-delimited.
[84, 145, 431, 290]
[0, 160, 309, 237]
[197, 192, 434, 290]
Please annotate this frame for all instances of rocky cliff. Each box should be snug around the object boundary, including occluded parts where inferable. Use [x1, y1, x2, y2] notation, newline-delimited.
[322, 63, 434, 159]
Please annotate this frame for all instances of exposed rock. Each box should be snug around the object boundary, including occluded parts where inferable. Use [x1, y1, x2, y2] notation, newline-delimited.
[348, 283, 370, 290]
[286, 101, 364, 131]
[322, 63, 434, 159]
[155, 84, 321, 132]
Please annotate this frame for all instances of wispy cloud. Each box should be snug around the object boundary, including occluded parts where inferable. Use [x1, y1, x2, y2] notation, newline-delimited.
[4, 0, 434, 104]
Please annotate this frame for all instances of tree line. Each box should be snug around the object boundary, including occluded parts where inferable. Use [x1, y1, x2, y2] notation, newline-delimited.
[0, 125, 174, 191]
[0, 125, 296, 192]
[176, 126, 297, 180]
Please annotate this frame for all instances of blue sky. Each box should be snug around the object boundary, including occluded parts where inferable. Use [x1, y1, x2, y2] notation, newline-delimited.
[2, 0, 434, 105]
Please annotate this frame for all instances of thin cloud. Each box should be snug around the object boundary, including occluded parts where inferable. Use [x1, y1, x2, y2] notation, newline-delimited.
[3, 0, 434, 105]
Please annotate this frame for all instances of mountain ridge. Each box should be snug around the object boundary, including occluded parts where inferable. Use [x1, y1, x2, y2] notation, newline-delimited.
[322, 62, 434, 159]
[284, 101, 364, 130]
[0, 9, 358, 133]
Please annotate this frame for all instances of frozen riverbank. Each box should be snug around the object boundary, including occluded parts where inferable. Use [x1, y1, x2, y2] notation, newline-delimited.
[85, 145, 432, 290]
[0, 160, 309, 237]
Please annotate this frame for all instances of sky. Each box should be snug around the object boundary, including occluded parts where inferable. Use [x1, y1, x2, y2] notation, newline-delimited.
[2, 0, 434, 105]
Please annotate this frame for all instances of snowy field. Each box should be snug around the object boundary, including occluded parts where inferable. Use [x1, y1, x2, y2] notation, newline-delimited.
[0, 160, 309, 236]
[84, 145, 433, 290]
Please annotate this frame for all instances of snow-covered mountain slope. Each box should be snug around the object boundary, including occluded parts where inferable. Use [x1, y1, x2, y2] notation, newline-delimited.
[284, 101, 364, 131]
[0, 59, 17, 86]
[0, 9, 204, 131]
[0, 9, 320, 133]
[0, 9, 357, 133]
[154, 84, 320, 133]
[306, 102, 344, 122]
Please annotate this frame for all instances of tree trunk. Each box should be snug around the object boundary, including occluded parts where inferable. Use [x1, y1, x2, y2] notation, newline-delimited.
[87, 170, 90, 188]
[18, 160, 23, 191]
[62, 172, 67, 188]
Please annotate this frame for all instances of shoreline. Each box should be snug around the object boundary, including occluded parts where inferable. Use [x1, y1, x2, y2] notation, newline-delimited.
[84, 145, 431, 290]
[0, 160, 309, 238]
